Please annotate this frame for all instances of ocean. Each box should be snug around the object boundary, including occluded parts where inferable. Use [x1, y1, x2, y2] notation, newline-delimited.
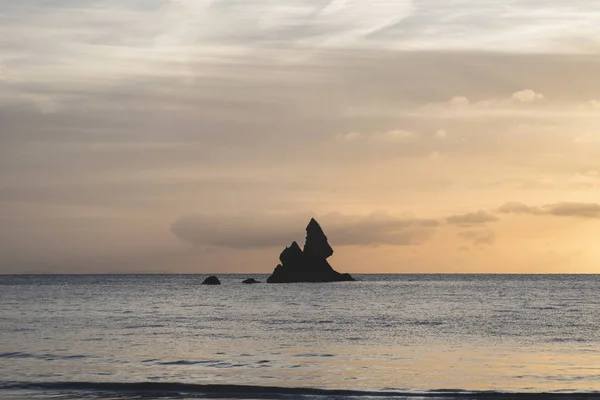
[1, 274, 599, 399]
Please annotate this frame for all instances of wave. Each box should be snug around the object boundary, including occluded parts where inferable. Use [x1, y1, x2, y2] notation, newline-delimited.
[1, 381, 599, 399]
[155, 359, 271, 367]
[0, 352, 91, 361]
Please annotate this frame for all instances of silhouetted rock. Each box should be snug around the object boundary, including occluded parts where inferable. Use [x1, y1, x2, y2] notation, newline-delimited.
[202, 276, 220, 285]
[242, 278, 261, 284]
[267, 218, 355, 283]
[304, 218, 334, 259]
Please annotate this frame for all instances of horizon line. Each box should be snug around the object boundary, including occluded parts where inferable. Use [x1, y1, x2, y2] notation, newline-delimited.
[2, 272, 600, 276]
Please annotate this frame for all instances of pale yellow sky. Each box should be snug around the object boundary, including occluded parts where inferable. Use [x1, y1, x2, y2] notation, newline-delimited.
[1, 0, 600, 273]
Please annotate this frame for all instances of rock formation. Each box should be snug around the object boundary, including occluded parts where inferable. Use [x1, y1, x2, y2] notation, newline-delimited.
[267, 218, 355, 283]
[202, 275, 221, 285]
[242, 278, 261, 284]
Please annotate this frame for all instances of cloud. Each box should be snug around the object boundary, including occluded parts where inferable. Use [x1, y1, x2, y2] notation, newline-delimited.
[445, 90, 544, 109]
[338, 131, 362, 141]
[511, 89, 544, 102]
[448, 96, 470, 107]
[337, 129, 414, 142]
[498, 202, 600, 218]
[497, 202, 542, 215]
[446, 210, 499, 226]
[171, 207, 513, 251]
[373, 129, 414, 142]
[36, 0, 588, 55]
[458, 229, 495, 246]
[419, 89, 551, 118]
[434, 129, 447, 138]
[171, 212, 439, 249]
[545, 203, 600, 218]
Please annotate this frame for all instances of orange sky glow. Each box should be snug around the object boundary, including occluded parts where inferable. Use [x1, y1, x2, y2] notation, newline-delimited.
[2, 1, 600, 273]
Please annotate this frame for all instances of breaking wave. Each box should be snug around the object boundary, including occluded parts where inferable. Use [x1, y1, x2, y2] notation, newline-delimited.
[1, 381, 599, 399]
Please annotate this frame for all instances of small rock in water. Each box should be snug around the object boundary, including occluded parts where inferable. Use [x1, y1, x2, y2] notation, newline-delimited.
[242, 278, 261, 284]
[202, 276, 221, 285]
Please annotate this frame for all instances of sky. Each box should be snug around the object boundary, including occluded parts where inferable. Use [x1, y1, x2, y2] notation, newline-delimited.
[2, 0, 600, 274]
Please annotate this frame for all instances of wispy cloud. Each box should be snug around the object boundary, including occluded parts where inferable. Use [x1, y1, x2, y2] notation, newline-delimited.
[446, 211, 499, 226]
[512, 89, 544, 103]
[458, 229, 495, 246]
[498, 202, 600, 218]
[337, 129, 414, 142]
[171, 212, 439, 249]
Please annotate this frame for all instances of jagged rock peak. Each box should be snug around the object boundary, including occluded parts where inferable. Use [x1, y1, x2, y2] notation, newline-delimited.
[303, 218, 333, 259]
[288, 241, 302, 252]
[266, 218, 354, 283]
[306, 217, 322, 232]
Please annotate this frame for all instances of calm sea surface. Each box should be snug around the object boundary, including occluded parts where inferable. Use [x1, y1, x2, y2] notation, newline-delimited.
[1, 274, 600, 399]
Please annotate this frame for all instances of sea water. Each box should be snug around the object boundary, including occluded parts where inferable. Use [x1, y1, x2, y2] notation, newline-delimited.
[1, 274, 600, 399]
